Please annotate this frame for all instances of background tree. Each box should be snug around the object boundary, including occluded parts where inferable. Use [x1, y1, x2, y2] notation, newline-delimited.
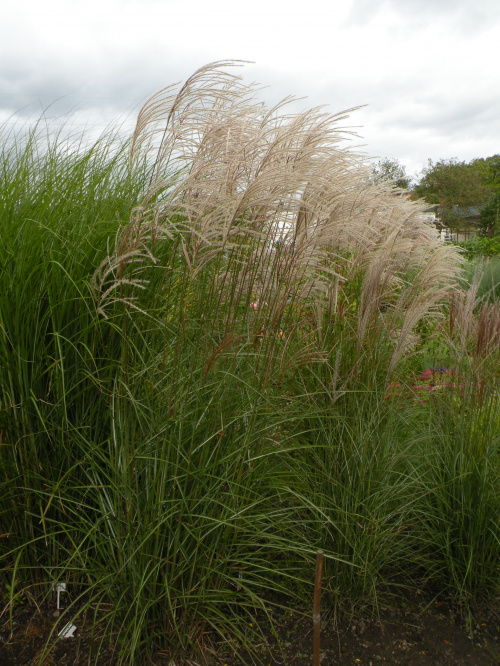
[372, 157, 411, 190]
[413, 156, 499, 228]
[471, 155, 500, 190]
[479, 190, 500, 236]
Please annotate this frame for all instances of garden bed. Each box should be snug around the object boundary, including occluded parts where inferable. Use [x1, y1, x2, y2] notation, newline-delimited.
[1, 590, 499, 665]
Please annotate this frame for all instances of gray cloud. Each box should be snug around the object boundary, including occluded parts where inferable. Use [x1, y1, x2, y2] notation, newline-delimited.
[1, 0, 498, 180]
[348, 0, 500, 31]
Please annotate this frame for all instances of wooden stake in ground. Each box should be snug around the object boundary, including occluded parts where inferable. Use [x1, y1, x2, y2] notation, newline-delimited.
[313, 549, 323, 666]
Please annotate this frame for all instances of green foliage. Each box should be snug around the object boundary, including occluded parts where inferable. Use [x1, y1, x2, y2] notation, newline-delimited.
[372, 157, 411, 189]
[459, 256, 500, 304]
[288, 392, 422, 612]
[413, 156, 500, 227]
[457, 236, 500, 259]
[471, 154, 500, 189]
[479, 190, 500, 236]
[412, 390, 500, 603]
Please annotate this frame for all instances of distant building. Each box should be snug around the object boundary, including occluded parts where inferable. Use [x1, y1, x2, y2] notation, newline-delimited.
[423, 205, 483, 243]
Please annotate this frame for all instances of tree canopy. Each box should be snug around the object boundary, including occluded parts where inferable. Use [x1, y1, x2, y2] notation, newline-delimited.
[372, 157, 411, 190]
[479, 190, 500, 236]
[413, 156, 500, 231]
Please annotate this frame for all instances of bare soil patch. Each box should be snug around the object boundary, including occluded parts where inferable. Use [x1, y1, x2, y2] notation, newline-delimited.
[1, 590, 499, 665]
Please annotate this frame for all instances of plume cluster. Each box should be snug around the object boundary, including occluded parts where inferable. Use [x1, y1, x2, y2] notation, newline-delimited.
[93, 61, 462, 375]
[449, 267, 500, 388]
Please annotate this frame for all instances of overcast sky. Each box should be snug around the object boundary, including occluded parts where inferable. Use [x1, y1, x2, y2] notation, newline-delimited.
[2, 0, 499, 180]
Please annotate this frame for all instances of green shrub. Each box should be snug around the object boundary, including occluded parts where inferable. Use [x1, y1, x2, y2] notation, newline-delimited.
[457, 236, 500, 259]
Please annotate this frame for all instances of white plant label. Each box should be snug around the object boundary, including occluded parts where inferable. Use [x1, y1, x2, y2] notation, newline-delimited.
[59, 622, 77, 639]
[53, 582, 67, 609]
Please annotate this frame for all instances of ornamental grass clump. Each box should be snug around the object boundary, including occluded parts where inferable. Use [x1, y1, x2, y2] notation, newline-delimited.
[0, 62, 470, 663]
[410, 386, 500, 604]
[448, 266, 500, 393]
[97, 62, 462, 390]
